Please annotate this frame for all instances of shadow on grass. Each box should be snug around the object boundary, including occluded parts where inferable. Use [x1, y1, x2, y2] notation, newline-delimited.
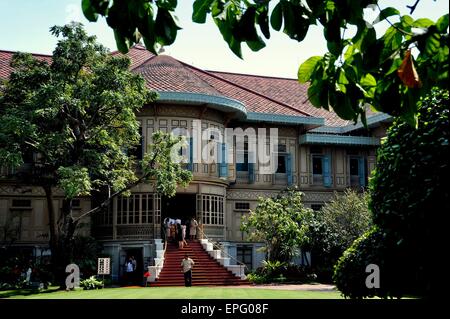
[0, 286, 61, 299]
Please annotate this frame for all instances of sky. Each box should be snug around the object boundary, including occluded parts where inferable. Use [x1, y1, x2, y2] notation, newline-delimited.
[0, 0, 448, 78]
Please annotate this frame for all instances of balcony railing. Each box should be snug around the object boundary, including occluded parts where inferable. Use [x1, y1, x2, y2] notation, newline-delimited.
[116, 224, 154, 240]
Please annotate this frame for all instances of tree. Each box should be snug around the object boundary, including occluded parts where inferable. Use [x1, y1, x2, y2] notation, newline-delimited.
[307, 189, 372, 282]
[333, 88, 449, 298]
[81, 0, 448, 126]
[240, 188, 313, 263]
[0, 23, 192, 285]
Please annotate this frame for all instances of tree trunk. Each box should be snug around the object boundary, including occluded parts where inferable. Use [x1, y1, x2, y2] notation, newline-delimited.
[43, 185, 58, 266]
[43, 186, 81, 289]
[43, 185, 65, 288]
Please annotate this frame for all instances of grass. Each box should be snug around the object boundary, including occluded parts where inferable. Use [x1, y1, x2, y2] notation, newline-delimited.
[1, 286, 343, 299]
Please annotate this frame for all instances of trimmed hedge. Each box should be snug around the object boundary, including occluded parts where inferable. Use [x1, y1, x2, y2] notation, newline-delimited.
[334, 88, 449, 298]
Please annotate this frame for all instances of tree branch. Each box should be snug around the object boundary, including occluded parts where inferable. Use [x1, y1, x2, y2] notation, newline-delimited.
[72, 140, 161, 223]
[406, 0, 421, 14]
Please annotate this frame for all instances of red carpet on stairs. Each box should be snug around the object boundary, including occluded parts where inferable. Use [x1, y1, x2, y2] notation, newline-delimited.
[152, 240, 248, 287]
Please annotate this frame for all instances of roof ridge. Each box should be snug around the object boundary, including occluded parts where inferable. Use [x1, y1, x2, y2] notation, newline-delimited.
[178, 61, 313, 117]
[208, 70, 297, 81]
[133, 54, 226, 97]
[0, 49, 52, 58]
[130, 53, 157, 71]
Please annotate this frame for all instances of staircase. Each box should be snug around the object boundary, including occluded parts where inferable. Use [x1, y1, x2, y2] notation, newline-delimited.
[152, 240, 248, 286]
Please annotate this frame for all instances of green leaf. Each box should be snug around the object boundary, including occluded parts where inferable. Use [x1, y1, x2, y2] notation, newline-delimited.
[373, 7, 399, 25]
[257, 7, 271, 39]
[360, 74, 376, 88]
[270, 2, 283, 31]
[155, 8, 181, 46]
[412, 18, 434, 28]
[215, 18, 242, 59]
[82, 0, 99, 22]
[307, 80, 325, 107]
[424, 31, 441, 56]
[400, 15, 414, 27]
[337, 68, 349, 85]
[386, 58, 403, 75]
[114, 30, 130, 54]
[436, 14, 449, 33]
[344, 45, 355, 60]
[192, 0, 213, 24]
[383, 26, 402, 52]
[246, 39, 266, 51]
[298, 56, 322, 83]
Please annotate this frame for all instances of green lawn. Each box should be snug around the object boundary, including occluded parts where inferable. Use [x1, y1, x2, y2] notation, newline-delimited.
[2, 286, 343, 299]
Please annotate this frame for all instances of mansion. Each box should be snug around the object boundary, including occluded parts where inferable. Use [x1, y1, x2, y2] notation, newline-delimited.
[0, 45, 391, 281]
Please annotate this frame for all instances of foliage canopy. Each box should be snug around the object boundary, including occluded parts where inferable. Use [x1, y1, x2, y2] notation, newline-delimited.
[334, 88, 449, 298]
[82, 0, 448, 126]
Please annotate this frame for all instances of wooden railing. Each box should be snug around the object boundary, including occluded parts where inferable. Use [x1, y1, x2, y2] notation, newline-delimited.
[116, 224, 154, 240]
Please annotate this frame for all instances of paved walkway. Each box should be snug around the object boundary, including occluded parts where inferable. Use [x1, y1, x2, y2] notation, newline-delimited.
[223, 283, 336, 291]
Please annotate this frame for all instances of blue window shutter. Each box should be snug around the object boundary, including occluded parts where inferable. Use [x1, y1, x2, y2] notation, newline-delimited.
[322, 155, 331, 187]
[358, 157, 366, 187]
[187, 137, 193, 171]
[285, 153, 293, 185]
[219, 142, 228, 177]
[248, 155, 255, 183]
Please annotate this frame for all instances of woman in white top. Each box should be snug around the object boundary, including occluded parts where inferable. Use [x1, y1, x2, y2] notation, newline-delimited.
[189, 218, 198, 241]
[164, 218, 171, 241]
[181, 223, 188, 247]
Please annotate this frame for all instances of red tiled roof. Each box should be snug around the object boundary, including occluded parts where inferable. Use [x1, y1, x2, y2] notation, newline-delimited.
[134, 55, 224, 96]
[209, 71, 352, 126]
[187, 66, 309, 116]
[131, 54, 310, 117]
[0, 45, 153, 80]
[0, 50, 52, 80]
[110, 44, 155, 70]
[0, 45, 374, 126]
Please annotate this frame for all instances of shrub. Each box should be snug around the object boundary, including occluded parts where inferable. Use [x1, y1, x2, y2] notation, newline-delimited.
[246, 273, 268, 284]
[334, 88, 449, 298]
[80, 276, 104, 290]
[248, 261, 317, 284]
[241, 188, 314, 263]
[308, 190, 371, 282]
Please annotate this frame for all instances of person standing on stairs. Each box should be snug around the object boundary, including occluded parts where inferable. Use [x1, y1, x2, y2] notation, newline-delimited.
[189, 217, 198, 241]
[181, 222, 188, 248]
[181, 254, 195, 287]
[176, 221, 183, 249]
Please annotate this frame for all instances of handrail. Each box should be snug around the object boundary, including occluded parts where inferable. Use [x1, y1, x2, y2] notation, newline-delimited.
[154, 225, 167, 272]
[197, 225, 249, 278]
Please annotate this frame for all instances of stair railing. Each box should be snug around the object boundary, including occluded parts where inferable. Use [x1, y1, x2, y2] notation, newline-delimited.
[154, 224, 168, 277]
[197, 226, 250, 278]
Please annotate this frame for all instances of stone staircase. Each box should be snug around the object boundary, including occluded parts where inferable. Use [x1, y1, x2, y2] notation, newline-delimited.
[151, 240, 248, 286]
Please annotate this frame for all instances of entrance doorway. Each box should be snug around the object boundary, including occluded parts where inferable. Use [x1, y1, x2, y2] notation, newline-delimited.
[161, 194, 197, 223]
[120, 247, 144, 286]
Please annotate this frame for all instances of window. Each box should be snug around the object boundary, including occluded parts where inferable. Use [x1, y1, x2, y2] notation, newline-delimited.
[117, 194, 154, 225]
[350, 158, 359, 176]
[312, 155, 331, 187]
[236, 142, 249, 172]
[311, 204, 323, 211]
[12, 199, 32, 208]
[312, 157, 323, 175]
[349, 156, 367, 187]
[276, 155, 286, 173]
[235, 202, 250, 210]
[200, 194, 224, 225]
[237, 245, 253, 270]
